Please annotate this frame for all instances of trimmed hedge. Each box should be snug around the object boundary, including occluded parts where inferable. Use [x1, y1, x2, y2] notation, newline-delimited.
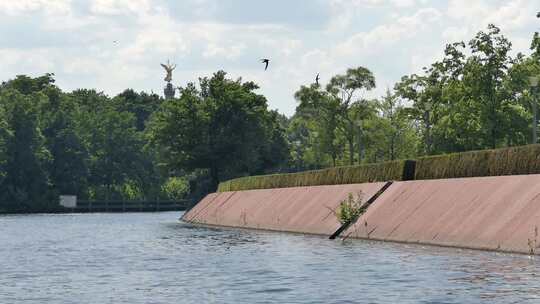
[216, 144, 540, 192]
[217, 160, 416, 192]
[415, 144, 540, 180]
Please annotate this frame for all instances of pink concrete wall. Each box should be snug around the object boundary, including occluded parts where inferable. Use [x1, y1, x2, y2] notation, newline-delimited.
[182, 183, 387, 236]
[344, 175, 540, 254]
[184, 174, 540, 254]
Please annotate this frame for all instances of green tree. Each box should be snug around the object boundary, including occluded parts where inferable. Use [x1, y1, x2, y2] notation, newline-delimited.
[3, 76, 92, 198]
[295, 84, 342, 167]
[162, 177, 190, 200]
[0, 104, 11, 188]
[286, 115, 325, 170]
[326, 67, 376, 164]
[149, 71, 289, 188]
[2, 73, 56, 95]
[396, 24, 527, 154]
[467, 24, 514, 148]
[505, 32, 540, 144]
[372, 90, 419, 161]
[68, 89, 155, 200]
[40, 88, 89, 197]
[87, 110, 146, 200]
[0, 89, 53, 211]
[115, 89, 162, 131]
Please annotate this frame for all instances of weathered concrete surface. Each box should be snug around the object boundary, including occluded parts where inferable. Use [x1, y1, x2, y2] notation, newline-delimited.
[184, 174, 540, 254]
[182, 183, 387, 236]
[344, 175, 540, 254]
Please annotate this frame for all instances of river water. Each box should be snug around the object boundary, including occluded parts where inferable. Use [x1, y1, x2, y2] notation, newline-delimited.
[1, 212, 540, 304]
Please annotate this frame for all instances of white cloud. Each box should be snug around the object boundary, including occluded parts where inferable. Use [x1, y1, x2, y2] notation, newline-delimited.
[259, 38, 302, 57]
[0, 0, 71, 16]
[447, 0, 537, 31]
[0, 0, 538, 116]
[0, 48, 57, 73]
[330, 0, 425, 8]
[390, 0, 427, 7]
[442, 26, 470, 42]
[89, 0, 152, 15]
[203, 43, 246, 59]
[118, 24, 190, 61]
[336, 8, 442, 56]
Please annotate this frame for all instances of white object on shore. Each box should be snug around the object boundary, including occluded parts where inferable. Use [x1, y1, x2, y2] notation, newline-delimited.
[60, 195, 77, 208]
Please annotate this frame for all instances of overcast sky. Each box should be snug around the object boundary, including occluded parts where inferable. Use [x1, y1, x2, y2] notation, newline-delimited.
[0, 0, 538, 116]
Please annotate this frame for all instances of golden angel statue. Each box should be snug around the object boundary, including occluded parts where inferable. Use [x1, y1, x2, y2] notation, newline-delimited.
[160, 60, 176, 82]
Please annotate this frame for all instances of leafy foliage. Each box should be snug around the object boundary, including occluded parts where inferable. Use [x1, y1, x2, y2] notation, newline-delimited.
[3, 24, 540, 212]
[161, 177, 190, 200]
[0, 76, 169, 211]
[217, 160, 413, 192]
[395, 24, 532, 154]
[336, 192, 364, 225]
[0, 88, 52, 212]
[415, 144, 540, 180]
[148, 71, 289, 188]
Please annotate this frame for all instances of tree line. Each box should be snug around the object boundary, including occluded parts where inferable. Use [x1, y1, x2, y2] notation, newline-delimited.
[0, 24, 539, 212]
[0, 74, 188, 212]
[289, 24, 540, 168]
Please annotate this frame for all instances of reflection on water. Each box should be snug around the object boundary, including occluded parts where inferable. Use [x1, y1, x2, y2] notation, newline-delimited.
[1, 212, 540, 303]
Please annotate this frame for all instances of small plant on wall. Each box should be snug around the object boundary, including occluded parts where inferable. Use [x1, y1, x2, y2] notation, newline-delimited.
[336, 192, 364, 224]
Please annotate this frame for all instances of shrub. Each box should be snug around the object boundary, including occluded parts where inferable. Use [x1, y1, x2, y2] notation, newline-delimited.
[415, 144, 540, 180]
[161, 177, 190, 200]
[217, 160, 415, 192]
[336, 192, 364, 224]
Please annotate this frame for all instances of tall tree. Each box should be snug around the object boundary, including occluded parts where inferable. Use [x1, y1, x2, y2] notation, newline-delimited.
[0, 89, 52, 211]
[115, 89, 162, 131]
[87, 110, 146, 200]
[0, 103, 11, 189]
[39, 86, 90, 197]
[375, 90, 419, 160]
[467, 24, 514, 148]
[396, 25, 526, 154]
[148, 71, 289, 188]
[326, 67, 376, 164]
[295, 84, 342, 166]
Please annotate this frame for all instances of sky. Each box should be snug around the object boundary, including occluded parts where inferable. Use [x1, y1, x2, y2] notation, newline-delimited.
[0, 0, 539, 116]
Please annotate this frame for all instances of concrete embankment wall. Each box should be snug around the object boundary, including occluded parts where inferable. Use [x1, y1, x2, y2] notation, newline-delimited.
[345, 175, 540, 254]
[182, 183, 386, 236]
[183, 174, 540, 255]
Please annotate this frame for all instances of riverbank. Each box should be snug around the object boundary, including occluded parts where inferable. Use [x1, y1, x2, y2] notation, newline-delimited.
[0, 200, 191, 215]
[182, 174, 540, 255]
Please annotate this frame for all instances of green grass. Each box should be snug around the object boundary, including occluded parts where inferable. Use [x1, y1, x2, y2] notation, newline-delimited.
[415, 144, 540, 180]
[217, 160, 415, 192]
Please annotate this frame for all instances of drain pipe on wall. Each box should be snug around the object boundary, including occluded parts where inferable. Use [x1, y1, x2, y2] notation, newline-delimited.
[329, 181, 394, 240]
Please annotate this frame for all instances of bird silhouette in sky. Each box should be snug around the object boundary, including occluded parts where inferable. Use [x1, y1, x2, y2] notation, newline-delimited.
[315, 73, 320, 85]
[261, 59, 270, 71]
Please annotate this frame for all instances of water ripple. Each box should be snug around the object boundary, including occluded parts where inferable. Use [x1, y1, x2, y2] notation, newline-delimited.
[1, 212, 540, 303]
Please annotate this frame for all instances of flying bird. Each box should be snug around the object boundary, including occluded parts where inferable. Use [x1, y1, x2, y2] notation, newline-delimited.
[537, 12, 540, 18]
[261, 58, 270, 71]
[315, 73, 320, 85]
